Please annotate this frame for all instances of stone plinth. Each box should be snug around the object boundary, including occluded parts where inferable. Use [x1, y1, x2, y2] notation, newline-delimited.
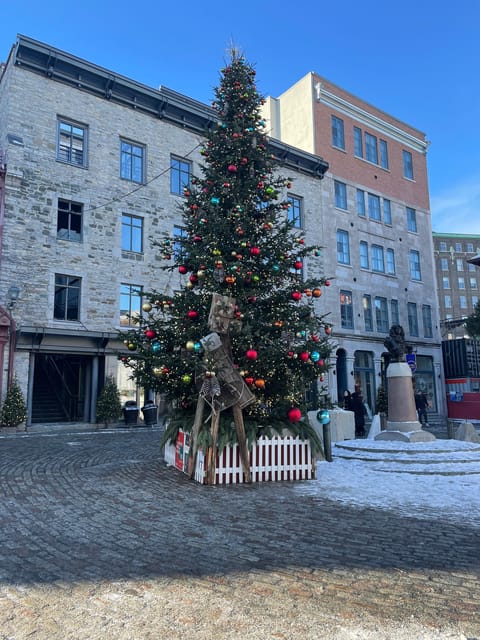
[375, 362, 435, 442]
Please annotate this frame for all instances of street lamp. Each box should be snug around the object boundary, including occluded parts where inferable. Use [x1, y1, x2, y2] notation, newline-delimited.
[6, 285, 20, 310]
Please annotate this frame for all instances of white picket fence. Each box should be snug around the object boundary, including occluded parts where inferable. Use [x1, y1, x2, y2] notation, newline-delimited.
[164, 430, 314, 485]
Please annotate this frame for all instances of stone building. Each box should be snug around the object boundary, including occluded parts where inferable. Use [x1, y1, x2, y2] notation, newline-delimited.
[432, 232, 480, 339]
[0, 35, 330, 425]
[262, 73, 445, 416]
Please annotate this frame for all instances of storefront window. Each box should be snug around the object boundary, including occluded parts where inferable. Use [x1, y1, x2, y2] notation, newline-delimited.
[413, 356, 436, 412]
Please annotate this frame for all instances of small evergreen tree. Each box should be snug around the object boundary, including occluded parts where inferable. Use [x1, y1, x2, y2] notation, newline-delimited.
[118, 51, 332, 446]
[96, 376, 122, 426]
[465, 300, 480, 339]
[0, 377, 27, 428]
[376, 386, 388, 414]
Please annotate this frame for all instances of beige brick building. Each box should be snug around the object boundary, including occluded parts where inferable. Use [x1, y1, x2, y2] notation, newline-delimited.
[262, 73, 445, 416]
[0, 36, 332, 425]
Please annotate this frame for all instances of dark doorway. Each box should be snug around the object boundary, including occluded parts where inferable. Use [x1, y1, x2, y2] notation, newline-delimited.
[31, 354, 92, 423]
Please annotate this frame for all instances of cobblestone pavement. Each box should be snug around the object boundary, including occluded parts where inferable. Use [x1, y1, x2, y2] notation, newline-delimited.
[0, 427, 478, 640]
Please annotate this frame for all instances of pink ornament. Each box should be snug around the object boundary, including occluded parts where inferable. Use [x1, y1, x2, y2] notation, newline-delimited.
[246, 349, 258, 361]
[228, 164, 238, 173]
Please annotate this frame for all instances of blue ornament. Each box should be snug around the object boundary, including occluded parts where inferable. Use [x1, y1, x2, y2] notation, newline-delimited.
[310, 351, 320, 362]
[211, 197, 220, 205]
[194, 342, 202, 352]
[151, 342, 162, 353]
[317, 409, 330, 425]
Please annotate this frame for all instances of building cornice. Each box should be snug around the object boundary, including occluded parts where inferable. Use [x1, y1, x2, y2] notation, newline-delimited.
[315, 80, 429, 154]
[11, 35, 328, 179]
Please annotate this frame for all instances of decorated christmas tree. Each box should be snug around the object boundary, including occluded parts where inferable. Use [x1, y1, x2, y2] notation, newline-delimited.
[119, 51, 332, 460]
[96, 376, 122, 426]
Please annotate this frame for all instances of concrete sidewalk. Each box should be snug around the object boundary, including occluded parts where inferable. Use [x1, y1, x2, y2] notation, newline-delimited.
[0, 427, 478, 639]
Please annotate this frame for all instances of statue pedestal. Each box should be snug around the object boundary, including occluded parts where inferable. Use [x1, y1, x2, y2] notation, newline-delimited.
[375, 363, 435, 442]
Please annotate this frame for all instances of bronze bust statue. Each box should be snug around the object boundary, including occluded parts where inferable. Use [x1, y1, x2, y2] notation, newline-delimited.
[384, 324, 406, 362]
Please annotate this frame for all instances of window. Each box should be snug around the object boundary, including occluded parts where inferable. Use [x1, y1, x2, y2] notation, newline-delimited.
[173, 225, 188, 260]
[353, 127, 363, 157]
[120, 283, 142, 327]
[455, 242, 462, 252]
[120, 140, 145, 183]
[365, 132, 378, 164]
[379, 140, 389, 169]
[57, 119, 87, 167]
[359, 241, 369, 269]
[460, 295, 467, 309]
[331, 116, 345, 149]
[374, 297, 389, 333]
[442, 277, 450, 289]
[472, 295, 479, 307]
[383, 199, 392, 225]
[406, 207, 417, 232]
[337, 229, 350, 264]
[390, 299, 399, 325]
[422, 305, 433, 338]
[363, 294, 373, 331]
[456, 258, 464, 271]
[57, 199, 82, 242]
[287, 195, 303, 228]
[467, 243, 474, 253]
[408, 302, 419, 336]
[54, 274, 81, 321]
[371, 245, 385, 272]
[439, 241, 447, 252]
[340, 290, 354, 329]
[368, 193, 381, 221]
[470, 277, 478, 289]
[441, 258, 448, 271]
[410, 250, 421, 280]
[334, 180, 347, 209]
[122, 214, 143, 253]
[444, 295, 452, 308]
[469, 263, 476, 272]
[170, 156, 191, 195]
[356, 189, 366, 216]
[386, 248, 396, 274]
[403, 150, 414, 179]
[458, 277, 465, 289]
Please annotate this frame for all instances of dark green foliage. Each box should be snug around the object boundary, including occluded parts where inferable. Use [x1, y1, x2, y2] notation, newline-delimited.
[119, 52, 332, 444]
[0, 377, 27, 428]
[465, 301, 480, 338]
[376, 386, 388, 414]
[96, 376, 122, 425]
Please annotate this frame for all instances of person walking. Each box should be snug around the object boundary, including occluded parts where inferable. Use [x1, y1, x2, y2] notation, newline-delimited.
[415, 389, 429, 426]
[350, 389, 367, 437]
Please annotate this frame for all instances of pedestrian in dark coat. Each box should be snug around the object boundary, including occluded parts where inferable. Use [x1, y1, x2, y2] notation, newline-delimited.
[343, 390, 353, 411]
[350, 390, 367, 437]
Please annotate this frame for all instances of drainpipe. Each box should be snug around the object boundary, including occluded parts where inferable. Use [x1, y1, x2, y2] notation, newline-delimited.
[0, 152, 16, 390]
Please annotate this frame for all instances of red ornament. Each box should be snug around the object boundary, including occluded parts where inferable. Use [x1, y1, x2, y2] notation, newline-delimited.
[187, 310, 199, 320]
[178, 265, 188, 274]
[144, 330, 156, 340]
[246, 349, 258, 361]
[325, 326, 332, 335]
[299, 352, 310, 362]
[294, 261, 303, 270]
[189, 274, 197, 283]
[325, 280, 331, 286]
[250, 247, 260, 256]
[318, 359, 325, 367]
[228, 164, 238, 172]
[245, 376, 254, 385]
[291, 291, 302, 302]
[288, 408, 302, 423]
[312, 335, 320, 343]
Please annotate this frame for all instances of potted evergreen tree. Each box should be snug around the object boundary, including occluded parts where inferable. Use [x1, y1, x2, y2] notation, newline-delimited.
[0, 377, 27, 431]
[96, 376, 122, 427]
[376, 386, 388, 431]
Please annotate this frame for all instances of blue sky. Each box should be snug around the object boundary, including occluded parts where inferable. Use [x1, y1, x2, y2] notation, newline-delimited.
[1, 0, 479, 235]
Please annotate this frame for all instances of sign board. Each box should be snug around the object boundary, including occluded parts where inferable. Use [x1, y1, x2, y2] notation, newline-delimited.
[406, 353, 417, 373]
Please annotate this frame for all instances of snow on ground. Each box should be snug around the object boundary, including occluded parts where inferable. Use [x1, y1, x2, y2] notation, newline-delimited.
[294, 443, 480, 528]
